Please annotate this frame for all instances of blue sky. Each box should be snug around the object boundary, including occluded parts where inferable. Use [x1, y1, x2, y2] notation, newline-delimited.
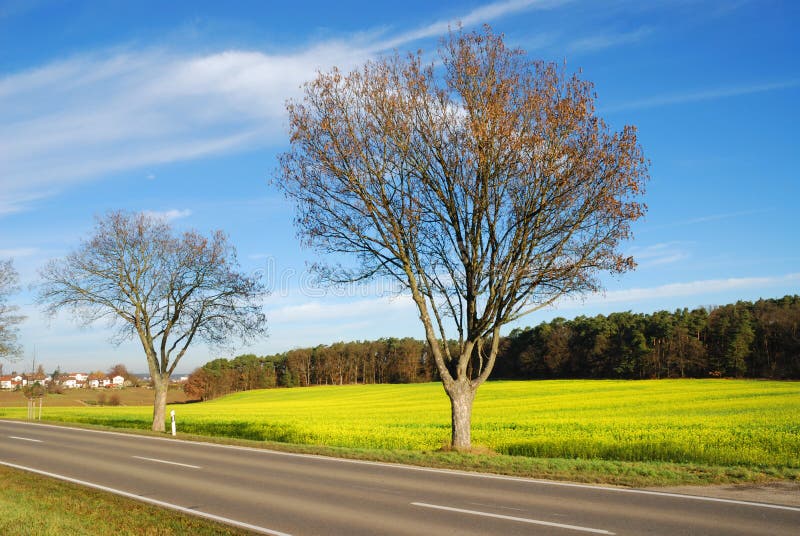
[1, 0, 798, 373]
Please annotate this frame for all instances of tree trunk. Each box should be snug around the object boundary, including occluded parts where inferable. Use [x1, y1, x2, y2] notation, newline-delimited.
[151, 376, 169, 432]
[445, 380, 476, 451]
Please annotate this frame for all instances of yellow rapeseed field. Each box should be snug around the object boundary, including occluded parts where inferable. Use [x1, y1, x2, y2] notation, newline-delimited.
[2, 380, 797, 469]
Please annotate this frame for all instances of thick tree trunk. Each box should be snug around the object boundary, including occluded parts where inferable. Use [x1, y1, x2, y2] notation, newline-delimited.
[445, 380, 476, 451]
[151, 376, 169, 432]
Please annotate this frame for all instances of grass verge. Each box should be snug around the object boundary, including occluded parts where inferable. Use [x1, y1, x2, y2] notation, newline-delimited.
[177, 433, 799, 488]
[0, 464, 253, 536]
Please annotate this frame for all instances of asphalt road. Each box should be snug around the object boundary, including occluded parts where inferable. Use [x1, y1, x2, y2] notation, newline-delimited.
[1, 420, 797, 535]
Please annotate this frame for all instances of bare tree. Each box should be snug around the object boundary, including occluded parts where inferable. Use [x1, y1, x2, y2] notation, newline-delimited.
[277, 27, 648, 449]
[0, 259, 24, 361]
[39, 211, 267, 431]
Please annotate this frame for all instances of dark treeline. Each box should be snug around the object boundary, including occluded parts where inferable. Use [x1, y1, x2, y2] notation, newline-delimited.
[184, 338, 436, 401]
[185, 296, 800, 400]
[495, 295, 800, 380]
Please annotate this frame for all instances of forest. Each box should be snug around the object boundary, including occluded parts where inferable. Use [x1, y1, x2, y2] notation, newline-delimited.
[184, 295, 800, 401]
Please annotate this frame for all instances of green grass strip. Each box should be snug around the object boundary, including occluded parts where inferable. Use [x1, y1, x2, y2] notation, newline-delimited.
[0, 464, 254, 535]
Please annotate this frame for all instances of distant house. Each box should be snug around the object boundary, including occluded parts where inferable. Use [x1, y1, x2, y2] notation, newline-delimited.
[0, 375, 14, 390]
[58, 374, 86, 388]
[6, 375, 28, 388]
[62, 377, 78, 388]
[88, 376, 112, 389]
[111, 375, 125, 387]
[22, 373, 49, 386]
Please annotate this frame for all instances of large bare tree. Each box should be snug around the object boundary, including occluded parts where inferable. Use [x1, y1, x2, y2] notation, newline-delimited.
[39, 212, 267, 431]
[0, 259, 24, 360]
[277, 28, 648, 450]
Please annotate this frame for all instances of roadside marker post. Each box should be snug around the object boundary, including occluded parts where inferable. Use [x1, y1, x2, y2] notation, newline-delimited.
[170, 410, 176, 436]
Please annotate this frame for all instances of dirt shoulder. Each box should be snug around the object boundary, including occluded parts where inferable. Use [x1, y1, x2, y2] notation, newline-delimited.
[650, 481, 800, 507]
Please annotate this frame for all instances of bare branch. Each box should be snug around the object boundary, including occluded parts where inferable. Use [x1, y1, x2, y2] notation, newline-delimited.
[0, 259, 25, 360]
[38, 211, 268, 431]
[276, 26, 648, 448]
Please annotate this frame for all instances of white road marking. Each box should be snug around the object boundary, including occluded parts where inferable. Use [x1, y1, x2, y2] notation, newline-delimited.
[0, 461, 292, 536]
[469, 501, 525, 512]
[8, 436, 42, 443]
[412, 502, 615, 534]
[4, 420, 800, 513]
[132, 455, 201, 469]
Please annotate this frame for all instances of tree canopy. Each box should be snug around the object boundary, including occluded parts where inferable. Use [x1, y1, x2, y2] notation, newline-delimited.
[38, 211, 268, 431]
[278, 27, 648, 448]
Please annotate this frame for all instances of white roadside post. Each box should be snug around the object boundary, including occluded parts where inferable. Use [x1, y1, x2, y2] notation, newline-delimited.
[170, 409, 176, 436]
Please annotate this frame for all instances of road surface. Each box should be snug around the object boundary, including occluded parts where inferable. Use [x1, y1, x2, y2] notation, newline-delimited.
[1, 420, 797, 535]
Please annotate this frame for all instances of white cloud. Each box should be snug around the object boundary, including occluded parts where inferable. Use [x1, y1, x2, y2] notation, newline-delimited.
[646, 209, 772, 231]
[627, 242, 689, 267]
[257, 294, 422, 353]
[374, 0, 570, 50]
[13, 305, 145, 372]
[568, 272, 800, 307]
[143, 209, 193, 222]
[267, 295, 415, 324]
[0, 45, 368, 214]
[0, 190, 52, 216]
[603, 79, 800, 113]
[568, 27, 653, 52]
[0, 1, 560, 217]
[0, 247, 38, 258]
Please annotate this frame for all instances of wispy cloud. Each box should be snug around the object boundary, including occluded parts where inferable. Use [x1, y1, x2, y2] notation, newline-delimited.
[563, 273, 800, 307]
[0, 1, 564, 217]
[568, 27, 652, 53]
[627, 242, 689, 267]
[0, 44, 368, 215]
[268, 295, 415, 324]
[0, 247, 38, 258]
[374, 0, 570, 50]
[260, 294, 420, 352]
[16, 305, 145, 369]
[604, 79, 800, 113]
[0, 190, 52, 216]
[649, 209, 770, 230]
[143, 209, 192, 222]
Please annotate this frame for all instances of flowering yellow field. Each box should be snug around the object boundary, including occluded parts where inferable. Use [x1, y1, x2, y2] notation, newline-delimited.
[2, 380, 797, 469]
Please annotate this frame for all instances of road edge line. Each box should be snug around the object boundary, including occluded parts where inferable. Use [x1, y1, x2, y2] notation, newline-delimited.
[412, 502, 615, 534]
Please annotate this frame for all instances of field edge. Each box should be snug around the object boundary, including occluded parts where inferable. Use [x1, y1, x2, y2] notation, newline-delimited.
[2, 417, 797, 490]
